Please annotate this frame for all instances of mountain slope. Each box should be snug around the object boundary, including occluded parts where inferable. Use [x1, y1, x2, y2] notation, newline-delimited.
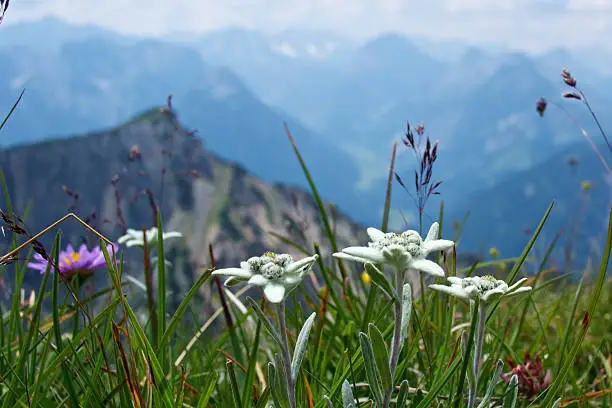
[0, 110, 368, 312]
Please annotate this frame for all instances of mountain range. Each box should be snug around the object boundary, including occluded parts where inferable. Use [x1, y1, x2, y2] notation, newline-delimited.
[0, 17, 611, 264]
[0, 109, 368, 312]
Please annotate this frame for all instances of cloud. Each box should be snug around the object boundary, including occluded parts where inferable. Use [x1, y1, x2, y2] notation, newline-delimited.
[5, 0, 612, 51]
[567, 0, 612, 10]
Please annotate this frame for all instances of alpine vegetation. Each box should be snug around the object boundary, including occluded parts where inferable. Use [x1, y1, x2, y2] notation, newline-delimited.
[213, 252, 319, 408]
[430, 276, 532, 407]
[333, 223, 454, 407]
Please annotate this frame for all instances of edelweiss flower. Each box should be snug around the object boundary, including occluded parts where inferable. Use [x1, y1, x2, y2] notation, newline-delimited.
[27, 242, 118, 280]
[429, 275, 532, 304]
[212, 252, 319, 303]
[333, 222, 454, 276]
[118, 227, 183, 248]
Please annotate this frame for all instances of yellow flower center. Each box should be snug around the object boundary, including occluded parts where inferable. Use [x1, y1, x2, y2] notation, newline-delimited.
[361, 271, 371, 285]
[63, 252, 81, 266]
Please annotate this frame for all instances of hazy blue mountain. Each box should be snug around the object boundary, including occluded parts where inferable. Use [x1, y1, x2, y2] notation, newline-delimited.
[0, 16, 130, 52]
[442, 53, 563, 185]
[184, 28, 352, 108]
[445, 141, 612, 269]
[1, 18, 610, 261]
[534, 48, 597, 83]
[0, 37, 362, 222]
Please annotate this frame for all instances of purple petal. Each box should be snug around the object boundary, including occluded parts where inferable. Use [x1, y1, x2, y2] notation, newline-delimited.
[27, 262, 49, 272]
[32, 253, 46, 262]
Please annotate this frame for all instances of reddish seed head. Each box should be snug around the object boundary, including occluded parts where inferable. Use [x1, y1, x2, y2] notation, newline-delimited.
[562, 92, 581, 100]
[536, 98, 547, 117]
[561, 68, 577, 87]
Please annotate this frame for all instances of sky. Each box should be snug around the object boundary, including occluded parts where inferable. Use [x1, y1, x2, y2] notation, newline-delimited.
[4, 0, 612, 52]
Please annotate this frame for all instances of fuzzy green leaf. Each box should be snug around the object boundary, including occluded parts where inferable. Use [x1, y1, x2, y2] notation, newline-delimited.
[476, 359, 504, 408]
[502, 374, 518, 408]
[291, 312, 317, 381]
[368, 323, 393, 393]
[359, 332, 384, 406]
[396, 379, 409, 407]
[341, 380, 356, 408]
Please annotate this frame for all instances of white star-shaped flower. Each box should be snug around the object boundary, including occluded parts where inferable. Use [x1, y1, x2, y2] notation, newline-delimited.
[118, 227, 183, 248]
[212, 252, 319, 303]
[429, 275, 532, 304]
[333, 222, 454, 276]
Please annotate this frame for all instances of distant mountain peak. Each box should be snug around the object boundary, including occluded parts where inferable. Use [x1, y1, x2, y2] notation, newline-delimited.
[459, 46, 490, 63]
[360, 33, 420, 55]
[125, 107, 177, 126]
[500, 51, 538, 70]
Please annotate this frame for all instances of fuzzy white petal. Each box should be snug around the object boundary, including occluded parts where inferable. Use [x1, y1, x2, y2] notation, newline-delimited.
[429, 284, 469, 300]
[212, 267, 252, 278]
[333, 252, 373, 264]
[383, 246, 411, 264]
[425, 222, 439, 242]
[462, 285, 481, 299]
[366, 227, 386, 242]
[264, 283, 286, 303]
[410, 258, 445, 277]
[126, 239, 144, 248]
[285, 255, 318, 274]
[162, 232, 183, 240]
[422, 239, 455, 254]
[248, 275, 268, 286]
[481, 288, 506, 302]
[117, 235, 131, 244]
[340, 247, 385, 264]
[505, 287, 532, 297]
[506, 278, 529, 292]
[447, 277, 463, 285]
[282, 275, 303, 285]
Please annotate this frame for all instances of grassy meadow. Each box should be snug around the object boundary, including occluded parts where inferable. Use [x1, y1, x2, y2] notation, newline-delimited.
[0, 12, 610, 406]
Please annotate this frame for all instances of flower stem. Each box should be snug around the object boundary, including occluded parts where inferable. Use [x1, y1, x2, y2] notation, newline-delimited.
[383, 266, 406, 408]
[579, 90, 612, 158]
[468, 303, 488, 408]
[277, 302, 296, 408]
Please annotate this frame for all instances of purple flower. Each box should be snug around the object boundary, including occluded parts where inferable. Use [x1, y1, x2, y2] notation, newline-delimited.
[27, 242, 118, 280]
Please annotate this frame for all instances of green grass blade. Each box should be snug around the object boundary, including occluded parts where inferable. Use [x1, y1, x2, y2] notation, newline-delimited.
[196, 372, 218, 408]
[101, 240, 174, 407]
[159, 268, 211, 352]
[242, 320, 262, 408]
[227, 360, 242, 407]
[538, 206, 612, 406]
[283, 123, 345, 278]
[156, 211, 167, 370]
[487, 201, 554, 324]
